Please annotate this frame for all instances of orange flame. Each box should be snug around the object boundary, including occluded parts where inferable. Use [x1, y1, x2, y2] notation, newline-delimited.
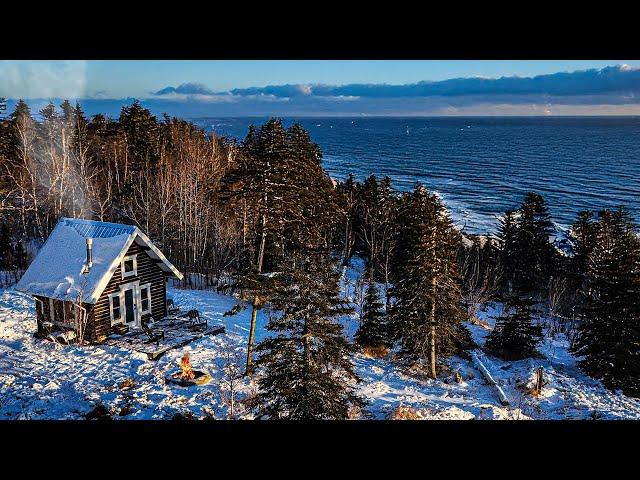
[179, 353, 195, 380]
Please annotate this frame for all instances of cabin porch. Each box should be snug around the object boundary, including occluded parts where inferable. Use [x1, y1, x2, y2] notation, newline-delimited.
[101, 314, 225, 360]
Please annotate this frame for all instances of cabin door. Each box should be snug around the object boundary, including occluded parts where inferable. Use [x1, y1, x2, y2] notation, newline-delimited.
[121, 283, 140, 329]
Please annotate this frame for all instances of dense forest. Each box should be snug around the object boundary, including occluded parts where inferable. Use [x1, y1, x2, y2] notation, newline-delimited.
[1, 99, 639, 417]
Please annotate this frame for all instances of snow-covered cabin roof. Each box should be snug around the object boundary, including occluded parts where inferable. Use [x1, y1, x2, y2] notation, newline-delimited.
[16, 218, 183, 304]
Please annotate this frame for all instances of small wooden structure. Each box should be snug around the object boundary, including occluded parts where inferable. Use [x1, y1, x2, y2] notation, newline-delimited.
[102, 316, 225, 360]
[16, 218, 184, 343]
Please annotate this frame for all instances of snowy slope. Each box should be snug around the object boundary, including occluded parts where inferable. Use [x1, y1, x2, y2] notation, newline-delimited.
[2, 275, 640, 419]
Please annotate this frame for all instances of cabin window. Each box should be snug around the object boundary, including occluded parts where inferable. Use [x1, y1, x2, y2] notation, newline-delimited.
[121, 254, 138, 279]
[109, 293, 122, 324]
[140, 283, 151, 315]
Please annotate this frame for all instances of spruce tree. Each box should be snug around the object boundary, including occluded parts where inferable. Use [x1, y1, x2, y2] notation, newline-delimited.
[497, 193, 557, 296]
[567, 210, 597, 296]
[335, 173, 359, 266]
[497, 209, 519, 292]
[71, 102, 89, 160]
[571, 207, 640, 396]
[10, 99, 32, 122]
[389, 184, 472, 378]
[59, 99, 74, 124]
[223, 119, 292, 374]
[485, 294, 543, 360]
[255, 251, 365, 419]
[285, 122, 338, 254]
[118, 100, 160, 174]
[354, 268, 389, 351]
[222, 119, 339, 374]
[515, 192, 556, 293]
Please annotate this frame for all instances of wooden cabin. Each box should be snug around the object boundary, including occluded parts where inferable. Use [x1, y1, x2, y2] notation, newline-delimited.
[16, 218, 183, 343]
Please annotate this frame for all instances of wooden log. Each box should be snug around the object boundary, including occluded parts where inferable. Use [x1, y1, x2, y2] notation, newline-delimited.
[471, 351, 509, 406]
[535, 366, 544, 396]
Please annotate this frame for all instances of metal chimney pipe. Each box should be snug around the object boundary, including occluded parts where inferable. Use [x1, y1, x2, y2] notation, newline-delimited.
[86, 238, 93, 271]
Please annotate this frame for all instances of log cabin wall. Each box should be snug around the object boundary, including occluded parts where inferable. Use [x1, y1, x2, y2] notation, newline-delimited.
[89, 241, 167, 342]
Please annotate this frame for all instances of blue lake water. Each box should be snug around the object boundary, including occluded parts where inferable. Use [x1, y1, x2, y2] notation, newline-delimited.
[192, 116, 640, 235]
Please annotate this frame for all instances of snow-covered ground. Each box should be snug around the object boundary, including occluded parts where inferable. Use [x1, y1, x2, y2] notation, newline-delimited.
[2, 263, 640, 420]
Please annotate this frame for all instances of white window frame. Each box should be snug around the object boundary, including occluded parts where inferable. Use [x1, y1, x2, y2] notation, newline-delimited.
[110, 281, 143, 329]
[139, 283, 152, 316]
[109, 291, 124, 325]
[121, 254, 138, 279]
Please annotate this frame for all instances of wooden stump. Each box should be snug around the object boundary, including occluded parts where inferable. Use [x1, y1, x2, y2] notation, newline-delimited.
[534, 366, 544, 396]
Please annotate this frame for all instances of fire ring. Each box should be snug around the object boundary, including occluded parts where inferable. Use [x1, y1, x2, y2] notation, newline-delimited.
[165, 370, 212, 387]
[164, 353, 212, 387]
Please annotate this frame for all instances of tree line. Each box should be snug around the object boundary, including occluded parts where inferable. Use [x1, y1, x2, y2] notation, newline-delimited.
[0, 99, 238, 283]
[1, 100, 639, 417]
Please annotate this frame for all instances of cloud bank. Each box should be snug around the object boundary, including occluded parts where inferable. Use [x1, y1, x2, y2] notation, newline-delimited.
[227, 65, 640, 99]
[136, 64, 640, 115]
[5, 64, 640, 117]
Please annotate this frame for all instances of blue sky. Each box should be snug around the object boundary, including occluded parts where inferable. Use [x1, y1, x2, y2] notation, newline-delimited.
[3, 60, 640, 116]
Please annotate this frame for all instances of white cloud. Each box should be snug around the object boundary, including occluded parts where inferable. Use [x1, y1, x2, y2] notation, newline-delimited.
[0, 61, 88, 99]
[151, 91, 238, 103]
[297, 84, 313, 95]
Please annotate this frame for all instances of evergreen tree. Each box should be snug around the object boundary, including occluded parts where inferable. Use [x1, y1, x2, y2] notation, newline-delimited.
[222, 119, 338, 374]
[60, 99, 74, 125]
[571, 207, 640, 396]
[118, 100, 160, 178]
[285, 122, 339, 253]
[567, 210, 597, 296]
[10, 99, 32, 122]
[71, 102, 89, 157]
[255, 251, 365, 419]
[389, 184, 472, 378]
[39, 102, 58, 124]
[497, 193, 557, 296]
[485, 294, 543, 360]
[497, 209, 519, 291]
[515, 192, 556, 293]
[354, 175, 397, 273]
[334, 173, 359, 266]
[354, 267, 389, 350]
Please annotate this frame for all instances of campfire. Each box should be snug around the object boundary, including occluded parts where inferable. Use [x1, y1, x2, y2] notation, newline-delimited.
[165, 353, 211, 387]
[179, 353, 195, 380]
